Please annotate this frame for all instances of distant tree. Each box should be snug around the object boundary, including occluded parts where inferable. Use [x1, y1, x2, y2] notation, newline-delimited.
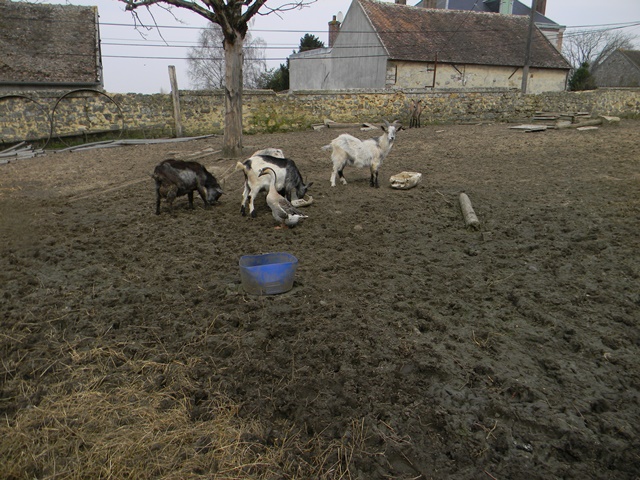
[188, 24, 267, 90]
[298, 33, 324, 52]
[568, 62, 596, 91]
[257, 33, 325, 91]
[563, 30, 636, 74]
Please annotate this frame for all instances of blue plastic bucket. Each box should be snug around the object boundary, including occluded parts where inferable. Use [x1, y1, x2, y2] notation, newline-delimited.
[239, 253, 298, 295]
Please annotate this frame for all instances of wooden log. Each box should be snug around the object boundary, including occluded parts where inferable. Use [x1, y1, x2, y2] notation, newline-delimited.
[556, 118, 603, 130]
[459, 192, 480, 229]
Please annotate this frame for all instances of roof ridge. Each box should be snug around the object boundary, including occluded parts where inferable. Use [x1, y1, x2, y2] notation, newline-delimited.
[617, 49, 640, 70]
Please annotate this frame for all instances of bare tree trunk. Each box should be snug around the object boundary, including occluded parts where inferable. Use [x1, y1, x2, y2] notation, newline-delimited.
[223, 34, 244, 157]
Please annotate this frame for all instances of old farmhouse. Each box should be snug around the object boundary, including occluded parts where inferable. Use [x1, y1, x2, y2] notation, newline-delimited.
[0, 0, 102, 91]
[289, 0, 570, 93]
[592, 49, 640, 88]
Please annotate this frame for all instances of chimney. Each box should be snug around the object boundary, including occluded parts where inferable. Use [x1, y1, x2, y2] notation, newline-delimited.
[328, 15, 341, 48]
[535, 0, 547, 16]
[395, 0, 407, 4]
[499, 0, 513, 14]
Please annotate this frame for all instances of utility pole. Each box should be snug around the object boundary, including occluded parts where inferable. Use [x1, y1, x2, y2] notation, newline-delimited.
[521, 0, 538, 94]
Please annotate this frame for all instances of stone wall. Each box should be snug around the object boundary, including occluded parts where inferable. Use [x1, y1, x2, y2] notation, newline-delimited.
[1, 87, 638, 144]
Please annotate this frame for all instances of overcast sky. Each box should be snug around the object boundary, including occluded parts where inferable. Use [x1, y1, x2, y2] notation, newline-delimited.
[38, 0, 640, 94]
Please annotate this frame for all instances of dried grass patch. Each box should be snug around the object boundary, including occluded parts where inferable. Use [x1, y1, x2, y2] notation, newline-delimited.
[0, 344, 367, 479]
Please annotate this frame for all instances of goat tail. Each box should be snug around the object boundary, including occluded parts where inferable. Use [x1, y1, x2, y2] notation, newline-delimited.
[321, 144, 332, 152]
[235, 161, 247, 173]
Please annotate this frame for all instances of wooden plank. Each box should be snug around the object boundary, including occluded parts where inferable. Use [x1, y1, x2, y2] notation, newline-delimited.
[325, 122, 363, 129]
[55, 135, 218, 153]
[0, 141, 26, 154]
[509, 124, 547, 131]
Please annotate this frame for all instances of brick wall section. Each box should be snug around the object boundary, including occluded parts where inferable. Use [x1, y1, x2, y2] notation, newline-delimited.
[1, 88, 639, 144]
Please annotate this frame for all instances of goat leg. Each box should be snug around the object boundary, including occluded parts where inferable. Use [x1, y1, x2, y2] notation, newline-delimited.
[338, 168, 347, 185]
[370, 165, 380, 188]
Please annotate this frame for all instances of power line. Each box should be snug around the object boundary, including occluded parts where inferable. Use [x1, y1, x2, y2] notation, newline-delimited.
[561, 23, 640, 38]
[4, 14, 639, 33]
[5, 15, 638, 64]
[14, 16, 632, 64]
[563, 21, 640, 30]
[101, 41, 299, 50]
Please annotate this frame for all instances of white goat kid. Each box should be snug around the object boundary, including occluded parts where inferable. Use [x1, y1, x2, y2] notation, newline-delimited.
[409, 99, 423, 128]
[322, 120, 402, 188]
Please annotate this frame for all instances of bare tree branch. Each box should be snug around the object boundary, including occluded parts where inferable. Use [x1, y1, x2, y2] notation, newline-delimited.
[116, 0, 318, 156]
[188, 24, 266, 89]
[563, 29, 637, 71]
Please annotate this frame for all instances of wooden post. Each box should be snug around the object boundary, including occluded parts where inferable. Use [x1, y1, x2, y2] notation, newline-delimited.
[168, 65, 183, 138]
[521, 0, 538, 94]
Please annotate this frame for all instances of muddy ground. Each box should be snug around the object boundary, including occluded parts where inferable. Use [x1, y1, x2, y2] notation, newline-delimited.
[1, 121, 639, 479]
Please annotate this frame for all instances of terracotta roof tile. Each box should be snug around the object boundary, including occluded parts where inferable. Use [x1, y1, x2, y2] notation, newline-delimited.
[359, 0, 569, 69]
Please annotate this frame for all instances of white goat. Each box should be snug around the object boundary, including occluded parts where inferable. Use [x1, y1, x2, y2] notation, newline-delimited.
[322, 120, 403, 188]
